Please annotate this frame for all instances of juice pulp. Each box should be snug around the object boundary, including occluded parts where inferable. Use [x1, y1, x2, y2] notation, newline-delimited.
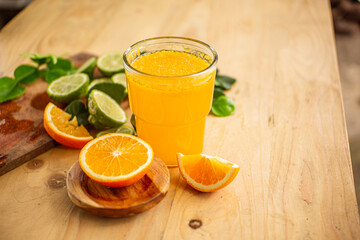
[126, 50, 215, 166]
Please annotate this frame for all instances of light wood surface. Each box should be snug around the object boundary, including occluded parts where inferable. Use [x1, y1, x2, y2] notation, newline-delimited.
[0, 0, 359, 239]
[67, 157, 170, 218]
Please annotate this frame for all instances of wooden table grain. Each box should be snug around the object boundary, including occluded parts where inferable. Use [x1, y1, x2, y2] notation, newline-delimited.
[0, 0, 359, 239]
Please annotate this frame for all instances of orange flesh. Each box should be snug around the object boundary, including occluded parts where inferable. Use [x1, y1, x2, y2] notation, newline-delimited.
[127, 51, 215, 166]
[50, 106, 91, 137]
[84, 135, 148, 176]
[181, 155, 230, 185]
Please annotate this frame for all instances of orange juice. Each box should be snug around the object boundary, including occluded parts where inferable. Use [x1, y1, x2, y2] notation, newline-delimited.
[124, 37, 217, 166]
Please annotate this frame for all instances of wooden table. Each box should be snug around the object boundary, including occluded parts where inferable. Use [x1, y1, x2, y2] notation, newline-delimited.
[1, 0, 359, 239]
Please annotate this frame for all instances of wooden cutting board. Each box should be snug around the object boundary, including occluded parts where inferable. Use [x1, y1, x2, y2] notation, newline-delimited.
[0, 53, 115, 175]
[66, 157, 170, 217]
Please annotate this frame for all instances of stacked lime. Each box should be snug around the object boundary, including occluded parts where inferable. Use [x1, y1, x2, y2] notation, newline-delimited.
[96, 125, 135, 137]
[47, 73, 89, 103]
[111, 73, 127, 94]
[97, 52, 124, 77]
[88, 90, 127, 128]
[76, 57, 97, 79]
[87, 78, 112, 92]
[88, 80, 126, 104]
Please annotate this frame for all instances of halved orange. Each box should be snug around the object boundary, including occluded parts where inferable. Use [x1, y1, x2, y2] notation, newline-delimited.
[44, 102, 93, 149]
[79, 133, 154, 187]
[177, 153, 240, 192]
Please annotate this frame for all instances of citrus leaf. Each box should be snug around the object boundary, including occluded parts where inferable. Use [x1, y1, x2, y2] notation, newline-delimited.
[14, 65, 39, 84]
[22, 53, 57, 66]
[211, 95, 235, 117]
[0, 83, 25, 103]
[213, 87, 225, 101]
[47, 58, 73, 71]
[65, 100, 89, 126]
[0, 76, 17, 100]
[45, 68, 68, 83]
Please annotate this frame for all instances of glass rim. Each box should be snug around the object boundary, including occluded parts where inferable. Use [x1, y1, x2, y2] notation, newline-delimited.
[123, 36, 218, 79]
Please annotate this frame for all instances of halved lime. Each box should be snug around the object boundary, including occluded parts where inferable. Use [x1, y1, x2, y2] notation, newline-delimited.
[87, 78, 112, 92]
[96, 125, 135, 137]
[88, 90, 127, 128]
[88, 81, 126, 104]
[112, 73, 127, 87]
[47, 73, 89, 103]
[75, 57, 97, 79]
[97, 52, 124, 77]
[88, 115, 109, 129]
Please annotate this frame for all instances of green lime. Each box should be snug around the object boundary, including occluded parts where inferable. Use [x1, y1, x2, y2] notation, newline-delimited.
[87, 78, 112, 92]
[111, 73, 127, 92]
[75, 57, 97, 79]
[96, 125, 135, 137]
[97, 52, 124, 77]
[88, 115, 109, 129]
[88, 81, 126, 104]
[47, 73, 89, 103]
[88, 89, 127, 128]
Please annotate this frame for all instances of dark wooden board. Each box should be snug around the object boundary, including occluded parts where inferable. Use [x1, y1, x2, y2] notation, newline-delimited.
[0, 53, 124, 175]
[66, 157, 170, 218]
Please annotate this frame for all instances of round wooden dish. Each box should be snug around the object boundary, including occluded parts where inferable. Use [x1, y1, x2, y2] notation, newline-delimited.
[66, 157, 170, 217]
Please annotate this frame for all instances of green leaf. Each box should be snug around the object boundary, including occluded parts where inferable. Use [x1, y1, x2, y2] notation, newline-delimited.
[0, 77, 17, 101]
[65, 100, 89, 126]
[22, 53, 57, 66]
[215, 75, 236, 90]
[213, 87, 225, 101]
[47, 58, 72, 71]
[45, 68, 68, 83]
[211, 95, 235, 117]
[0, 83, 25, 103]
[38, 69, 49, 79]
[130, 114, 136, 132]
[14, 65, 39, 84]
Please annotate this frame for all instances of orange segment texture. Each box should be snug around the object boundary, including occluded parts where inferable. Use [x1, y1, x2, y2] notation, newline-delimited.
[84, 135, 149, 176]
[49, 105, 90, 137]
[79, 133, 154, 187]
[43, 103, 93, 149]
[177, 153, 240, 192]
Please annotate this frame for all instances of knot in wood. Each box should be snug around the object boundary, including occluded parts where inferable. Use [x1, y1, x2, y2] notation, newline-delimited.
[26, 159, 44, 169]
[189, 219, 202, 229]
[48, 173, 66, 189]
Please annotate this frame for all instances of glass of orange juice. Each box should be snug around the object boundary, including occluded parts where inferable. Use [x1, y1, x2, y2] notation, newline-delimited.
[123, 37, 217, 166]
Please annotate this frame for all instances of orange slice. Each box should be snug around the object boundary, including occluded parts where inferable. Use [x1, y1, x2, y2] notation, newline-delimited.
[177, 153, 240, 192]
[79, 133, 154, 187]
[44, 102, 93, 149]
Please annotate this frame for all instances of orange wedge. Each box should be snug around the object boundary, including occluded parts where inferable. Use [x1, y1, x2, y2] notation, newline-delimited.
[44, 102, 93, 149]
[79, 133, 154, 187]
[177, 153, 240, 192]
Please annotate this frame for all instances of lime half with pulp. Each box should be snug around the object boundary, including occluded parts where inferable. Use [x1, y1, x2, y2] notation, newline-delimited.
[97, 52, 124, 77]
[87, 78, 112, 92]
[111, 73, 127, 93]
[76, 57, 97, 79]
[88, 81, 126, 104]
[96, 125, 135, 137]
[47, 73, 89, 103]
[88, 89, 127, 128]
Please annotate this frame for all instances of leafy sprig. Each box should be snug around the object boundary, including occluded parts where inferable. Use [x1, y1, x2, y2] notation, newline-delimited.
[0, 53, 74, 103]
[211, 71, 236, 117]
